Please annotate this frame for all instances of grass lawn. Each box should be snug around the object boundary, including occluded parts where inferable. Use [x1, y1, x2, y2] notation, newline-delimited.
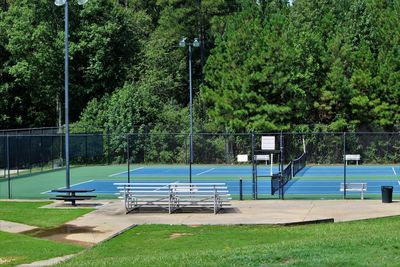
[59, 217, 400, 267]
[0, 201, 93, 228]
[0, 230, 84, 267]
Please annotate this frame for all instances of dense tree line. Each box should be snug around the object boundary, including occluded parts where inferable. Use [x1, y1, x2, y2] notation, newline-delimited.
[0, 0, 399, 133]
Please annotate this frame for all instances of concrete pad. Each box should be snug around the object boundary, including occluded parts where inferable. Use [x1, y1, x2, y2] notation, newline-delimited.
[48, 199, 400, 246]
[0, 220, 38, 234]
[17, 254, 77, 267]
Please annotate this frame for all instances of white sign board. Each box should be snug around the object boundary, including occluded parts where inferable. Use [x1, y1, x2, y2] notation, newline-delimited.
[254, 154, 270, 161]
[261, 136, 275, 150]
[237, 154, 249, 162]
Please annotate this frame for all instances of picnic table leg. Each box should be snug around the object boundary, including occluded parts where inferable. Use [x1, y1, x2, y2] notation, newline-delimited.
[71, 192, 76, 206]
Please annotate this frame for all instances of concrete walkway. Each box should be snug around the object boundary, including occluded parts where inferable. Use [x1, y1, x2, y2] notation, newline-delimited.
[41, 199, 400, 246]
[0, 220, 37, 233]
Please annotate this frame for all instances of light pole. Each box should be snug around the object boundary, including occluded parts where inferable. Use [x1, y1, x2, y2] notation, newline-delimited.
[179, 37, 200, 183]
[55, 0, 88, 188]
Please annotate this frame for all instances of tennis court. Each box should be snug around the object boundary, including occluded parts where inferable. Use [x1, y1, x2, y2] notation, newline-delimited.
[31, 164, 400, 200]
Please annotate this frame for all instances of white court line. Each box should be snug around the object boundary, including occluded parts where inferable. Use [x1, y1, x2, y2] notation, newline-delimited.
[109, 167, 144, 177]
[41, 179, 94, 194]
[196, 168, 215, 176]
[392, 167, 397, 176]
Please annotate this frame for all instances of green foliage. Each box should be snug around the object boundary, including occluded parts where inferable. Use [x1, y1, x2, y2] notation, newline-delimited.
[203, 0, 400, 132]
[1, 0, 400, 133]
[0, 0, 149, 128]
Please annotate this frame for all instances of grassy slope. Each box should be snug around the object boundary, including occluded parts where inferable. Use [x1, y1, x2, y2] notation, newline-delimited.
[0, 231, 83, 267]
[0, 201, 93, 228]
[59, 217, 400, 267]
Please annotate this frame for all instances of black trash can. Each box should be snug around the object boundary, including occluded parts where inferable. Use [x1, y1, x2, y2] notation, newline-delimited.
[381, 186, 393, 203]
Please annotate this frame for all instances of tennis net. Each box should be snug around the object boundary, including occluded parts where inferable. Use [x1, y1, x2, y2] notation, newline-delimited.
[282, 161, 292, 186]
[271, 162, 292, 195]
[292, 153, 306, 177]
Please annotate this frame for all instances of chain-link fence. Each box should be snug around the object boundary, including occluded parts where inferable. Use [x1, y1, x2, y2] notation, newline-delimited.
[1, 130, 399, 200]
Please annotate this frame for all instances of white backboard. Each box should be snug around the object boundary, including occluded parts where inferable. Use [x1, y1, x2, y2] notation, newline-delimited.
[237, 154, 249, 162]
[261, 136, 275, 150]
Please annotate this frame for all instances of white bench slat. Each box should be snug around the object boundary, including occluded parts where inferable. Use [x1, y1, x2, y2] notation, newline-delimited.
[115, 183, 228, 186]
[340, 183, 367, 199]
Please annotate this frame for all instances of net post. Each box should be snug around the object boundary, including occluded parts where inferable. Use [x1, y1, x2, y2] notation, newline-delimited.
[270, 153, 273, 176]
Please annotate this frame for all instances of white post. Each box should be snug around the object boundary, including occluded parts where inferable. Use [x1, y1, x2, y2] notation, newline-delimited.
[270, 153, 273, 176]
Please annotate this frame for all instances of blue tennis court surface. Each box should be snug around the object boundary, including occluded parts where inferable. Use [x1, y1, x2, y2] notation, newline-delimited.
[113, 165, 400, 178]
[64, 165, 400, 198]
[64, 178, 400, 196]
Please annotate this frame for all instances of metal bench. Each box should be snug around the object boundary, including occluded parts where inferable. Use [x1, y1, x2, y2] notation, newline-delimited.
[345, 154, 361, 165]
[340, 183, 367, 199]
[114, 182, 231, 214]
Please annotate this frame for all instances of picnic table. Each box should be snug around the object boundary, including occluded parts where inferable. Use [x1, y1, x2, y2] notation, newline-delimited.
[50, 188, 96, 206]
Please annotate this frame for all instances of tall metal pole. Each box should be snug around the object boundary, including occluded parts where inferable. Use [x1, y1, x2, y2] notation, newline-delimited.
[280, 132, 284, 200]
[189, 45, 193, 183]
[64, 0, 70, 188]
[343, 132, 347, 199]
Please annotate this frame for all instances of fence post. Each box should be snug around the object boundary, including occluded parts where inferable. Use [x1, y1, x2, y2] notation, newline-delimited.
[239, 177, 243, 200]
[251, 132, 256, 200]
[280, 131, 284, 200]
[107, 127, 111, 165]
[127, 134, 130, 183]
[40, 135, 43, 171]
[7, 135, 10, 199]
[343, 132, 347, 199]
[3, 137, 6, 179]
[85, 134, 88, 166]
[16, 136, 19, 176]
[51, 136, 54, 170]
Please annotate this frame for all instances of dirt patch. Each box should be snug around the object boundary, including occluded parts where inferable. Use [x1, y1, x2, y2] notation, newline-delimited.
[22, 224, 102, 247]
[169, 233, 194, 239]
[0, 257, 14, 264]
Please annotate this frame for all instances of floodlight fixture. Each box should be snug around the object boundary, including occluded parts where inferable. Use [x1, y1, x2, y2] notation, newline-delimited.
[78, 0, 88, 5]
[193, 38, 200, 47]
[179, 37, 187, 48]
[54, 0, 66, 6]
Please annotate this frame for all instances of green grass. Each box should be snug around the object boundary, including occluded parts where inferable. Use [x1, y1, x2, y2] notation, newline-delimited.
[58, 217, 400, 267]
[0, 201, 93, 228]
[0, 230, 84, 267]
